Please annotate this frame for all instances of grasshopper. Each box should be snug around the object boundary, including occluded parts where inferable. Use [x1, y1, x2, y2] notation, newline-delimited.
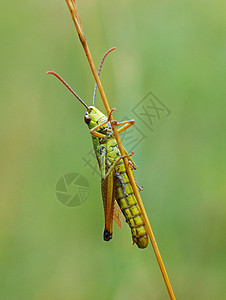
[47, 48, 148, 249]
[47, 2, 176, 297]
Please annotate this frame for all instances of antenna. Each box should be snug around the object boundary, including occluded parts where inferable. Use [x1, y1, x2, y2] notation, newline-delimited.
[93, 47, 116, 106]
[47, 71, 89, 110]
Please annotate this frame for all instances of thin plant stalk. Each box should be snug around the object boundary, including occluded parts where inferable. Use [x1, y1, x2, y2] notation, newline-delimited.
[64, 1, 176, 299]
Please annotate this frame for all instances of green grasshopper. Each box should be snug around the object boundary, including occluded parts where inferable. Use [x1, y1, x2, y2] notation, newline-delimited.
[47, 48, 148, 249]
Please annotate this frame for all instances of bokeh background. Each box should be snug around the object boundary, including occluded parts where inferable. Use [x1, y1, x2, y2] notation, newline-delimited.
[1, 0, 225, 299]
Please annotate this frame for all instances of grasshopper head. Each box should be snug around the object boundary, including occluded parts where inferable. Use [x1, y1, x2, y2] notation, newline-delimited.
[84, 106, 107, 129]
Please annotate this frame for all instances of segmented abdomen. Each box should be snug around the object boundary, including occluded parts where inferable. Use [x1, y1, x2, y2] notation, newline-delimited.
[115, 163, 148, 249]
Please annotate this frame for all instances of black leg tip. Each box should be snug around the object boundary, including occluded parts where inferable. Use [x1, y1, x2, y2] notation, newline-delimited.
[104, 230, 112, 241]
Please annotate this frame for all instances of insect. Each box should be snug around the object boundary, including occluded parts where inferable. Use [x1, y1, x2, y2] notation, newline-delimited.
[47, 48, 148, 249]
[47, 1, 176, 297]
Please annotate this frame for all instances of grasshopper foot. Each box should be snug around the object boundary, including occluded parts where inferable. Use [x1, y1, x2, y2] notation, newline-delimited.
[136, 181, 144, 191]
[107, 107, 116, 122]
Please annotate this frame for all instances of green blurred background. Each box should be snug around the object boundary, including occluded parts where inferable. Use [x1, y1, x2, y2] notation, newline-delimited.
[0, 0, 225, 299]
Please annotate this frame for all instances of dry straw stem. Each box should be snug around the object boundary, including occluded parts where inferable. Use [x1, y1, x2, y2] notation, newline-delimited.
[64, 1, 176, 299]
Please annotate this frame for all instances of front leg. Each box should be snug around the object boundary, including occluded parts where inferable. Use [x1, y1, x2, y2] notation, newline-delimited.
[89, 120, 108, 138]
[112, 119, 135, 134]
[90, 108, 116, 138]
[108, 107, 136, 134]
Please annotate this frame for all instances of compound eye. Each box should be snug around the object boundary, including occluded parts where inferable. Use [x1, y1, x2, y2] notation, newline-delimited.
[84, 114, 91, 124]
